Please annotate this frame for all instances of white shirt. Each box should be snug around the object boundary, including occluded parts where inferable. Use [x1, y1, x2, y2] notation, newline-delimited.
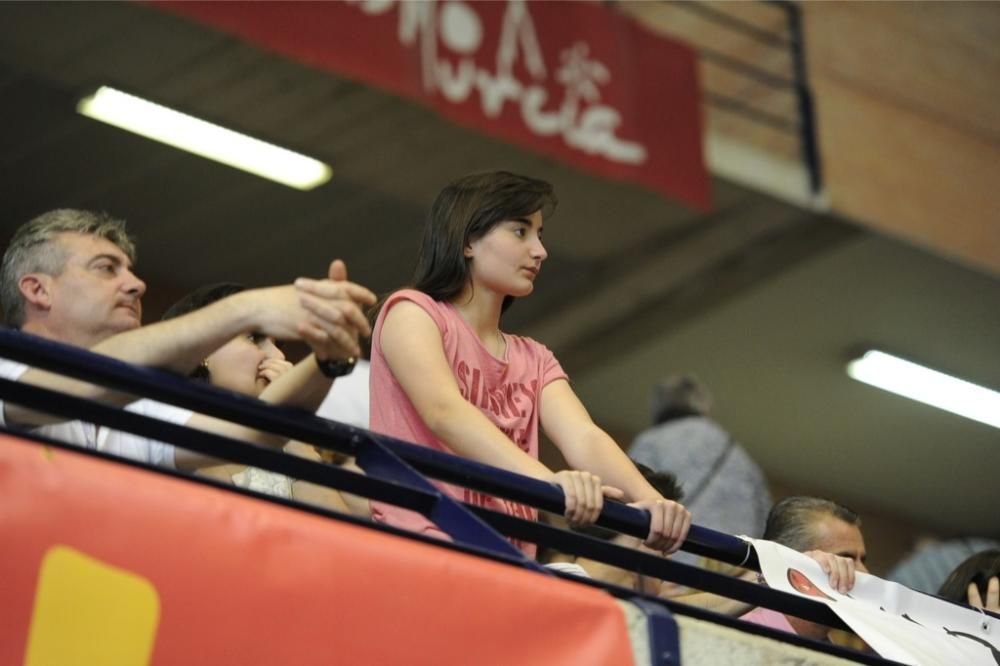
[317, 358, 370, 429]
[0, 359, 192, 468]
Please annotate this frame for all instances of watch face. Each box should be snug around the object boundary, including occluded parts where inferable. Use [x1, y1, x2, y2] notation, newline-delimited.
[317, 356, 356, 378]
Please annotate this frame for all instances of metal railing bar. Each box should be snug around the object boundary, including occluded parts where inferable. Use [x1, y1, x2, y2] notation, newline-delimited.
[703, 91, 798, 133]
[669, 0, 791, 50]
[0, 330, 754, 567]
[699, 47, 796, 90]
[0, 330, 367, 457]
[371, 436, 758, 569]
[0, 430, 546, 572]
[0, 376, 437, 512]
[468, 506, 847, 630]
[781, 1, 824, 193]
[352, 435, 544, 567]
[0, 368, 542, 566]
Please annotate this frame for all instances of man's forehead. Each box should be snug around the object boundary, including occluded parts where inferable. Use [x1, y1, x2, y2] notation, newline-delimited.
[813, 516, 866, 554]
[55, 232, 131, 264]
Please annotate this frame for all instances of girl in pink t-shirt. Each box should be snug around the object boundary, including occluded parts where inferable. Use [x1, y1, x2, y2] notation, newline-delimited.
[370, 171, 691, 554]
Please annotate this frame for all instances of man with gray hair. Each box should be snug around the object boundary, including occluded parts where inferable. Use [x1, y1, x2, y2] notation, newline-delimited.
[742, 496, 868, 640]
[0, 208, 376, 470]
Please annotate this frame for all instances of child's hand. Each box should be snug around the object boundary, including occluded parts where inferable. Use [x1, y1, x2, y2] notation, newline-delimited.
[629, 497, 691, 554]
[553, 470, 623, 526]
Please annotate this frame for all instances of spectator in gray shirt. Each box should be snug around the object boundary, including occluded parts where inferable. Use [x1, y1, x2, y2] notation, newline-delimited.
[629, 375, 771, 565]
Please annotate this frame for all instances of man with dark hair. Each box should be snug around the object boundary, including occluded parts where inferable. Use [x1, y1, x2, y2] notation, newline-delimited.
[0, 208, 376, 470]
[0, 209, 138, 332]
[763, 497, 866, 558]
[629, 374, 771, 563]
[742, 496, 868, 640]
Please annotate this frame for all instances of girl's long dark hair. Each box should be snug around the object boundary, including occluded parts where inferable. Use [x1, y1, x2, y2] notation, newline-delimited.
[412, 171, 556, 311]
[369, 171, 557, 325]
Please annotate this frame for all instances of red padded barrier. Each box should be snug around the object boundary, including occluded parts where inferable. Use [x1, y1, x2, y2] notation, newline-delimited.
[0, 434, 635, 665]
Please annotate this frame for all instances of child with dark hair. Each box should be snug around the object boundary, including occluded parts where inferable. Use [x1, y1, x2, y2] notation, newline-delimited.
[163, 283, 366, 515]
[357, 171, 691, 556]
[938, 549, 1000, 613]
[164, 283, 289, 392]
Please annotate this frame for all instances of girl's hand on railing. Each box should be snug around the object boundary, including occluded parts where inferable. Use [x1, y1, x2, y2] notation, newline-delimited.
[552, 470, 623, 526]
[804, 550, 857, 595]
[630, 498, 691, 554]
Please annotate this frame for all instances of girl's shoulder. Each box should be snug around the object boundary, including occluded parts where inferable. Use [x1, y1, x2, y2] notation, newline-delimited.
[379, 289, 454, 329]
[383, 288, 438, 311]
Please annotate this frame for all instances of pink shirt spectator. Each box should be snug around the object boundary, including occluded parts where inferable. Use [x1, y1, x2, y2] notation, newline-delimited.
[369, 289, 567, 556]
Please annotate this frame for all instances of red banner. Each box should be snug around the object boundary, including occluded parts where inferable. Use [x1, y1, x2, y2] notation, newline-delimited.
[1, 434, 636, 664]
[155, 0, 710, 209]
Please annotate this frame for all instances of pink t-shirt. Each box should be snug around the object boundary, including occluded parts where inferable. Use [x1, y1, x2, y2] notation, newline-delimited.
[369, 289, 567, 556]
[740, 606, 798, 634]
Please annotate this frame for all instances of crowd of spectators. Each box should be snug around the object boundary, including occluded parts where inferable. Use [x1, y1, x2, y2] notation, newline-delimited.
[2, 173, 994, 650]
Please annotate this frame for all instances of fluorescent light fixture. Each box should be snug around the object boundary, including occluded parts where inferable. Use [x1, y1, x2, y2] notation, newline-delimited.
[77, 86, 331, 190]
[847, 350, 1000, 429]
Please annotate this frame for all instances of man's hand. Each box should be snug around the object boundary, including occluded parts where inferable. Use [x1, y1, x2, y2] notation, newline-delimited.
[235, 259, 375, 357]
[804, 550, 857, 594]
[293, 259, 376, 360]
[630, 497, 691, 554]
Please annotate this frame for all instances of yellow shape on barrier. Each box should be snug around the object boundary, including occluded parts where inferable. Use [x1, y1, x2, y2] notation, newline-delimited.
[24, 545, 160, 666]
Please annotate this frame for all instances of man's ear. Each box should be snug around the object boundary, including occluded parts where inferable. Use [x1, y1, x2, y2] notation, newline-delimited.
[18, 274, 53, 311]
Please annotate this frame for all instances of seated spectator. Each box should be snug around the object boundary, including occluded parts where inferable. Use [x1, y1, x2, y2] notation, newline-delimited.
[162, 283, 368, 516]
[0, 208, 375, 471]
[354, 172, 690, 555]
[937, 549, 1000, 613]
[629, 374, 771, 567]
[742, 496, 866, 641]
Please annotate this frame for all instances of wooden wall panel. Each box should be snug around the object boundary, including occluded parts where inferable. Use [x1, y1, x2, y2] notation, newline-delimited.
[803, 2, 1000, 275]
[814, 75, 1000, 273]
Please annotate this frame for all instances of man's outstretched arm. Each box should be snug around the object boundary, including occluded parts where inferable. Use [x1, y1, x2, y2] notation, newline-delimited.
[174, 260, 374, 470]
[4, 259, 374, 428]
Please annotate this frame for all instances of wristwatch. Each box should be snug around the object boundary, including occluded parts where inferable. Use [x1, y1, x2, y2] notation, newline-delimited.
[316, 355, 356, 378]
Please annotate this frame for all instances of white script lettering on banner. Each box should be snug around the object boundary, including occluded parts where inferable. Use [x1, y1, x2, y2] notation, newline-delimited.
[354, 0, 648, 165]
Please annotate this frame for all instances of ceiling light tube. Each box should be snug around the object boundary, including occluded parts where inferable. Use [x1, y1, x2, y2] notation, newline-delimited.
[77, 86, 331, 190]
[847, 350, 1000, 429]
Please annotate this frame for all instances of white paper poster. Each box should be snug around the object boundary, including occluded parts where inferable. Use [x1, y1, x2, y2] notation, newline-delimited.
[750, 538, 999, 666]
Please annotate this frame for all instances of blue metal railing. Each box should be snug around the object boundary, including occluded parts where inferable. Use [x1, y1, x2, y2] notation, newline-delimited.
[0, 330, 902, 665]
[0, 329, 754, 567]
